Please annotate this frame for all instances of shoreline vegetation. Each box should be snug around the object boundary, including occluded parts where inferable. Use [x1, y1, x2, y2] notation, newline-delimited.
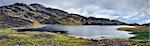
[0, 28, 89, 46]
[117, 26, 150, 40]
[117, 26, 149, 32]
[0, 27, 149, 46]
[0, 3, 149, 46]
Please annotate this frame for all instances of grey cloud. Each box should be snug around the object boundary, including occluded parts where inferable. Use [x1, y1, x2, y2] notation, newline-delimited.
[0, 0, 149, 24]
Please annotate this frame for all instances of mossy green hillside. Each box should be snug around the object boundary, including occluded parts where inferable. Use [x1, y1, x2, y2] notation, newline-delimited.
[0, 28, 89, 46]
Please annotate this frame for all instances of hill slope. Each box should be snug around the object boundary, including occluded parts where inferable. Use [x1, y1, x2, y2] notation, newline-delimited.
[0, 13, 35, 28]
[0, 3, 126, 27]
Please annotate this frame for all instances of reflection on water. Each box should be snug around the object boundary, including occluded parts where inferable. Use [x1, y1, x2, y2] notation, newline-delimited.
[44, 25, 135, 40]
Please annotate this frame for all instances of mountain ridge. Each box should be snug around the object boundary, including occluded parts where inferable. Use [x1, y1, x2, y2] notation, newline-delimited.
[0, 3, 127, 28]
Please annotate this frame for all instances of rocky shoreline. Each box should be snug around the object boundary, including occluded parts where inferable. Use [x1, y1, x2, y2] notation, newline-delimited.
[0, 28, 149, 46]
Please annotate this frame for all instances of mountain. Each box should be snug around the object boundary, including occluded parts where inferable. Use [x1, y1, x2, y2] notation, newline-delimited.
[0, 3, 126, 27]
[142, 23, 150, 26]
[0, 13, 35, 28]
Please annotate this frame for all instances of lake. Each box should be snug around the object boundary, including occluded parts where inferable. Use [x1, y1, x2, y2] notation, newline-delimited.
[43, 25, 135, 40]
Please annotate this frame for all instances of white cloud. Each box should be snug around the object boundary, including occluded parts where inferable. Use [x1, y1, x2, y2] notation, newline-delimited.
[0, 0, 149, 24]
[146, 20, 150, 23]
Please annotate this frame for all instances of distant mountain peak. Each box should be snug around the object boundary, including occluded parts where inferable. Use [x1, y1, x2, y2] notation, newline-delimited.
[0, 3, 128, 27]
[13, 3, 27, 6]
[29, 3, 46, 9]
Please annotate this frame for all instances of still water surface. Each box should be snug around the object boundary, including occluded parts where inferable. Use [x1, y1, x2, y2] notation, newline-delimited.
[43, 25, 135, 40]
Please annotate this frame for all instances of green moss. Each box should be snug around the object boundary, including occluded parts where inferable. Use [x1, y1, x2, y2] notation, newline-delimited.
[117, 26, 149, 32]
[130, 32, 150, 39]
[8, 34, 32, 39]
[0, 28, 14, 34]
[5, 32, 53, 45]
[117, 26, 149, 40]
[0, 28, 148, 46]
[0, 29, 89, 46]
[50, 34, 88, 46]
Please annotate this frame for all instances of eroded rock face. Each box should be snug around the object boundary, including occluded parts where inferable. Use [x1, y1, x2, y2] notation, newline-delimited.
[0, 13, 34, 28]
[0, 3, 127, 27]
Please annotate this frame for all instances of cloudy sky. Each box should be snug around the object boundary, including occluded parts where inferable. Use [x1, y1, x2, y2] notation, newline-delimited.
[0, 0, 149, 24]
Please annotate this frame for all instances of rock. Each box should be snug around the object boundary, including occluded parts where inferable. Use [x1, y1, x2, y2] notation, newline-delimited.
[0, 3, 127, 27]
[0, 13, 34, 28]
